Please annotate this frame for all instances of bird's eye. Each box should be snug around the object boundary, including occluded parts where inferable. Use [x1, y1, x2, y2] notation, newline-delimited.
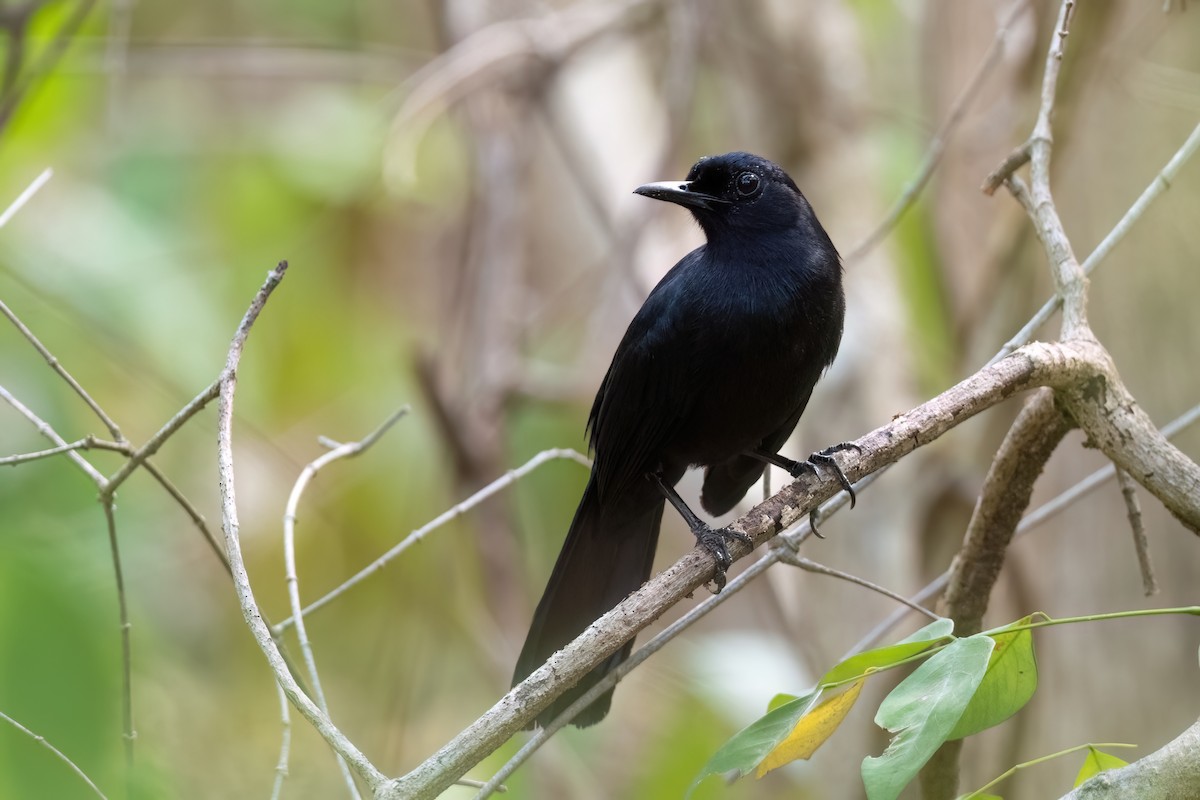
[736, 172, 761, 197]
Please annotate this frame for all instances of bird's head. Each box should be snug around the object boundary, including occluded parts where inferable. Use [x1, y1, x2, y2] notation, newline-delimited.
[633, 152, 812, 239]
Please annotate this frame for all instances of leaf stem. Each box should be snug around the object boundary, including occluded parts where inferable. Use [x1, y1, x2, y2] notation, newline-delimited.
[981, 606, 1200, 638]
[961, 742, 1137, 799]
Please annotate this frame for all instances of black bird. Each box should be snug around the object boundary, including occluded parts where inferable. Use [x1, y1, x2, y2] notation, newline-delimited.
[513, 152, 849, 727]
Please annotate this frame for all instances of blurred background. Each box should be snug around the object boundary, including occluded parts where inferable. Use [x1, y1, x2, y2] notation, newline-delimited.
[0, 0, 1197, 797]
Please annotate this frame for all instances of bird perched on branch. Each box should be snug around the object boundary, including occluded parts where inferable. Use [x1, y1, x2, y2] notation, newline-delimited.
[513, 152, 851, 727]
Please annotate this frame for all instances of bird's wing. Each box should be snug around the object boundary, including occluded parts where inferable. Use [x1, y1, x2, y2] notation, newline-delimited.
[586, 267, 697, 502]
[700, 387, 813, 516]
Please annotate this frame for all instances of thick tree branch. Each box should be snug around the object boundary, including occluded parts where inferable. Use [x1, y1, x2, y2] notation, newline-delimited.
[921, 388, 1074, 799]
[844, 399, 1200, 660]
[1059, 718, 1200, 800]
[1051, 344, 1200, 533]
[942, 389, 1074, 636]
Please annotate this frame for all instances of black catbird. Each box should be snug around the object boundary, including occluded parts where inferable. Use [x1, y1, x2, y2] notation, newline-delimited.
[513, 152, 851, 727]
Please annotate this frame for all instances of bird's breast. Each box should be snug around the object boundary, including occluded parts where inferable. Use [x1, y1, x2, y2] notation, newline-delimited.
[660, 283, 837, 467]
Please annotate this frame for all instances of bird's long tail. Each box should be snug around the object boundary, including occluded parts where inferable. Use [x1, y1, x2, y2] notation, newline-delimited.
[512, 476, 663, 727]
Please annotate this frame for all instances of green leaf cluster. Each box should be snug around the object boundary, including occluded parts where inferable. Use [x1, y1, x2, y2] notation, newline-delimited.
[691, 616, 1040, 799]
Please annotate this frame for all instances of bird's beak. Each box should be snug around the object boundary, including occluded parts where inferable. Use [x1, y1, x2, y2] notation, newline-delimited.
[633, 180, 730, 211]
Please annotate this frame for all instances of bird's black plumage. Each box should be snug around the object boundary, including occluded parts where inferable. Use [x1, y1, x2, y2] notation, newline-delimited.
[513, 152, 845, 727]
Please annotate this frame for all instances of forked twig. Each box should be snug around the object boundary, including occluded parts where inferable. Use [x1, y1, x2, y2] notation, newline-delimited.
[273, 447, 591, 633]
[214, 260, 385, 791]
[282, 407, 410, 799]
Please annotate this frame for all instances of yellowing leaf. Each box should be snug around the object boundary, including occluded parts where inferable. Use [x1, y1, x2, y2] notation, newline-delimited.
[756, 679, 866, 777]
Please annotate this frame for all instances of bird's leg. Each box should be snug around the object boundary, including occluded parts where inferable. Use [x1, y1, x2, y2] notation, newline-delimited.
[748, 443, 861, 536]
[648, 472, 751, 592]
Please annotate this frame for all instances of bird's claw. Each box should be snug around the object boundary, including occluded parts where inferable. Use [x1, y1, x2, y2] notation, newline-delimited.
[808, 507, 825, 538]
[695, 525, 752, 592]
[785, 442, 859, 537]
[807, 442, 860, 508]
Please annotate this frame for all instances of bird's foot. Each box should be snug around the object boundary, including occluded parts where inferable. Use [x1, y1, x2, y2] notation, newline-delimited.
[795, 442, 860, 538]
[694, 525, 752, 592]
[805, 442, 860, 507]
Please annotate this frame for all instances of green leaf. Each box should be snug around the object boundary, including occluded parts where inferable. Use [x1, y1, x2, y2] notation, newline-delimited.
[948, 617, 1038, 739]
[896, 617, 957, 644]
[691, 618, 954, 794]
[766, 693, 799, 713]
[1074, 746, 1129, 787]
[862, 634, 995, 800]
[686, 691, 816, 797]
[822, 618, 955, 686]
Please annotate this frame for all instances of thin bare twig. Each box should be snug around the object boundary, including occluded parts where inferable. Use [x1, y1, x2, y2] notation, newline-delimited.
[0, 249, 236, 571]
[0, 166, 51, 227]
[101, 499, 134, 769]
[102, 379, 221, 496]
[1022, 0, 1088, 338]
[1116, 468, 1157, 596]
[841, 579, 951, 662]
[0, 383, 106, 484]
[818, 114, 1200, 541]
[0, 709, 108, 799]
[0, 296, 125, 442]
[282, 408, 409, 800]
[990, 121, 1200, 365]
[981, 145, 1031, 195]
[0, 435, 125, 466]
[214, 260, 385, 791]
[846, 0, 1029, 263]
[270, 683, 292, 800]
[776, 553, 940, 621]
[273, 447, 591, 633]
[139, 460, 232, 576]
[458, 778, 505, 792]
